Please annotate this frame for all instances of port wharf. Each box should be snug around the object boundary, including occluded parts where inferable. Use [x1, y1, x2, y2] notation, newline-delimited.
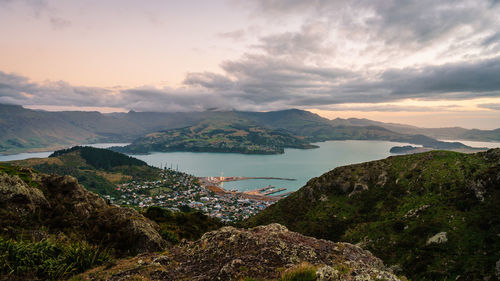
[199, 176, 293, 199]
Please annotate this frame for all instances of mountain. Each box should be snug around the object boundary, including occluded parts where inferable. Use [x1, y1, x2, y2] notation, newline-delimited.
[244, 149, 500, 280]
[0, 165, 402, 280]
[112, 119, 318, 154]
[0, 104, 99, 153]
[1, 104, 496, 154]
[331, 117, 500, 142]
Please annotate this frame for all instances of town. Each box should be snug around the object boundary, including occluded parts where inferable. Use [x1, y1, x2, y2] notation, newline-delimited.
[105, 168, 285, 222]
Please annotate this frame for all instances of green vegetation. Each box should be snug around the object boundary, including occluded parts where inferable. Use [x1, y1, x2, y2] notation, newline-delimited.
[245, 149, 500, 280]
[241, 264, 318, 281]
[113, 120, 318, 155]
[0, 164, 168, 279]
[0, 164, 39, 188]
[143, 206, 223, 244]
[0, 237, 113, 280]
[279, 264, 317, 281]
[33, 163, 120, 196]
[50, 146, 147, 169]
[7, 146, 162, 196]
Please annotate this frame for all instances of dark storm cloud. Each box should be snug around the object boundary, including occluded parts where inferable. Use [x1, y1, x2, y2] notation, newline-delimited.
[183, 56, 500, 106]
[378, 58, 500, 96]
[313, 104, 460, 112]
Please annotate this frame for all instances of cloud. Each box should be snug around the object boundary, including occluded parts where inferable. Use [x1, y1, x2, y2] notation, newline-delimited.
[0, 0, 71, 30]
[0, 71, 112, 107]
[2, 55, 500, 113]
[311, 104, 465, 113]
[182, 56, 500, 107]
[49, 16, 71, 30]
[1, 0, 499, 114]
[478, 103, 500, 111]
[217, 29, 246, 41]
[248, 0, 499, 46]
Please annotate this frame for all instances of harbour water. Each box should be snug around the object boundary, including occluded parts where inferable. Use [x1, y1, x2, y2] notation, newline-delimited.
[132, 140, 415, 193]
[1, 140, 467, 193]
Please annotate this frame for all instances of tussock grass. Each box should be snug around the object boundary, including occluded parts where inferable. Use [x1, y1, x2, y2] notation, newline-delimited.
[0, 237, 113, 280]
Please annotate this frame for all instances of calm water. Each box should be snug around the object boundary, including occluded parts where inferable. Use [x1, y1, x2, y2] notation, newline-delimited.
[133, 140, 413, 192]
[0, 140, 412, 193]
[439, 139, 500, 149]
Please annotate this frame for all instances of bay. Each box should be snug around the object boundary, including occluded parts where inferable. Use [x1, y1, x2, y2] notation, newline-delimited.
[0, 140, 413, 193]
[133, 140, 413, 193]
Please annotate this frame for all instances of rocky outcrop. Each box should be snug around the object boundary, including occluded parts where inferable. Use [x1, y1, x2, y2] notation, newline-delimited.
[0, 167, 166, 256]
[0, 169, 48, 213]
[80, 224, 402, 281]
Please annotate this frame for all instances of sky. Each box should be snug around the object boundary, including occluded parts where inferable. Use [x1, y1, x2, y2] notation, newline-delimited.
[0, 0, 499, 129]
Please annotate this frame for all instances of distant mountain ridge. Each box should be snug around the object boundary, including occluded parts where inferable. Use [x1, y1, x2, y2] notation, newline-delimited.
[330, 116, 500, 141]
[1, 103, 498, 154]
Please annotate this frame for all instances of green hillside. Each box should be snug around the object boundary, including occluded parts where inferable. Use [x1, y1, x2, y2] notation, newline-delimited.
[0, 164, 224, 280]
[113, 120, 318, 154]
[244, 149, 500, 280]
[6, 146, 161, 196]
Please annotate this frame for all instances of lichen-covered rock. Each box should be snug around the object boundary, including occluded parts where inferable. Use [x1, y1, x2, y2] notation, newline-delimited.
[0, 172, 48, 213]
[80, 223, 403, 281]
[426, 232, 448, 245]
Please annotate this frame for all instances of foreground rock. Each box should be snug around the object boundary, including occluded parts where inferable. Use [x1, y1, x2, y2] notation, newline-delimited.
[80, 223, 402, 281]
[0, 166, 166, 256]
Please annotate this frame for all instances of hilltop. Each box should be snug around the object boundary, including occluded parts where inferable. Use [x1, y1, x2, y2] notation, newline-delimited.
[112, 119, 317, 154]
[6, 146, 161, 196]
[244, 149, 500, 280]
[0, 165, 401, 280]
[78, 224, 402, 281]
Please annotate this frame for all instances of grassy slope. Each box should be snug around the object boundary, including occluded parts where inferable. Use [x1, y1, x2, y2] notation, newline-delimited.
[245, 149, 500, 280]
[0, 164, 224, 280]
[6, 146, 161, 196]
[114, 119, 317, 154]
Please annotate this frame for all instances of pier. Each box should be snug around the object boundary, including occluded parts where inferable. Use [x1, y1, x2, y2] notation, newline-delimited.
[262, 188, 287, 195]
[219, 176, 296, 182]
